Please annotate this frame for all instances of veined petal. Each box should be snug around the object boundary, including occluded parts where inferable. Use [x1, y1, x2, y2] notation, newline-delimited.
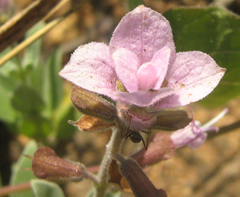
[151, 46, 171, 89]
[156, 51, 226, 108]
[59, 42, 118, 98]
[112, 48, 139, 92]
[109, 5, 175, 64]
[115, 87, 174, 107]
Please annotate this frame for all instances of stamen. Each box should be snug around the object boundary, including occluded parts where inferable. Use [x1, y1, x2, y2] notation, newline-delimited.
[202, 108, 228, 129]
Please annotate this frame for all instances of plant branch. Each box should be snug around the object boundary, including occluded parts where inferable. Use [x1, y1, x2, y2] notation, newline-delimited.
[0, 182, 31, 197]
[94, 127, 123, 197]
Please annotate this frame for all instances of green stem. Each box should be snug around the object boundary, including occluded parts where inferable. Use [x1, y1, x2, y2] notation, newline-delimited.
[95, 127, 123, 197]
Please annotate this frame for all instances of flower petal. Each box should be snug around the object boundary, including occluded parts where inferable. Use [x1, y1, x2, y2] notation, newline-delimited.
[170, 121, 200, 149]
[156, 51, 226, 108]
[115, 87, 174, 107]
[109, 5, 175, 64]
[59, 42, 117, 98]
[137, 62, 158, 90]
[187, 133, 207, 149]
[150, 46, 171, 89]
[112, 48, 139, 92]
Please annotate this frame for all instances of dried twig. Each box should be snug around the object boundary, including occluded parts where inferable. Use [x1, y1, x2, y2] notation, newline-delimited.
[0, 0, 89, 67]
[0, 0, 59, 52]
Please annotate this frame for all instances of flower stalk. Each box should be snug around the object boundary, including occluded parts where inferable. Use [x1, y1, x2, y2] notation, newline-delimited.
[94, 126, 123, 197]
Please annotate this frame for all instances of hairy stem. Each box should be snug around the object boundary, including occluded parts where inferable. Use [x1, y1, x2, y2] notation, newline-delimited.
[94, 127, 123, 197]
[83, 171, 99, 184]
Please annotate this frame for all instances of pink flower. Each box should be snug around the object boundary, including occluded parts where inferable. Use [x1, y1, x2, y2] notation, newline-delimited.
[60, 5, 225, 132]
[60, 5, 225, 107]
[171, 108, 228, 149]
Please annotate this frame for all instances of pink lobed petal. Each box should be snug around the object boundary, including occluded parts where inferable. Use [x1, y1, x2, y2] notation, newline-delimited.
[115, 87, 174, 107]
[109, 5, 175, 65]
[150, 46, 171, 90]
[155, 51, 226, 109]
[137, 62, 158, 90]
[59, 42, 118, 99]
[170, 121, 205, 149]
[112, 48, 139, 92]
[187, 133, 207, 149]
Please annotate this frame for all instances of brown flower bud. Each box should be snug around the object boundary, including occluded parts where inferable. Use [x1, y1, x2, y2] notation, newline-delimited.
[71, 85, 117, 121]
[32, 147, 86, 181]
[115, 154, 167, 197]
[132, 132, 175, 167]
[151, 106, 192, 131]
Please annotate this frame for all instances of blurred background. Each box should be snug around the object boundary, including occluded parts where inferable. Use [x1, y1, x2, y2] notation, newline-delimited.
[0, 0, 240, 196]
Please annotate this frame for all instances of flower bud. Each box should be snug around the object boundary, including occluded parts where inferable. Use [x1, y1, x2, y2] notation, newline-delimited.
[71, 85, 117, 121]
[151, 106, 192, 131]
[32, 147, 86, 181]
[115, 154, 167, 197]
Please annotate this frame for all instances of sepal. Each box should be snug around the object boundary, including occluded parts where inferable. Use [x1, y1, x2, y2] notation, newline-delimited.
[71, 85, 117, 121]
[151, 106, 192, 130]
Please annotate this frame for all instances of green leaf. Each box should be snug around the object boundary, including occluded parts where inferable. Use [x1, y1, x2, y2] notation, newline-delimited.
[86, 189, 95, 197]
[127, 0, 144, 11]
[86, 189, 121, 197]
[164, 7, 240, 107]
[22, 22, 44, 69]
[0, 50, 21, 122]
[11, 84, 54, 138]
[31, 179, 65, 197]
[0, 47, 21, 71]
[53, 96, 75, 139]
[11, 84, 45, 115]
[105, 191, 121, 197]
[0, 80, 17, 122]
[10, 140, 38, 197]
[42, 49, 63, 117]
[27, 57, 44, 96]
[20, 116, 51, 138]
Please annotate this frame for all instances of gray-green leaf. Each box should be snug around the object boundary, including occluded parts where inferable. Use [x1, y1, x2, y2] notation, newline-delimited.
[31, 179, 65, 197]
